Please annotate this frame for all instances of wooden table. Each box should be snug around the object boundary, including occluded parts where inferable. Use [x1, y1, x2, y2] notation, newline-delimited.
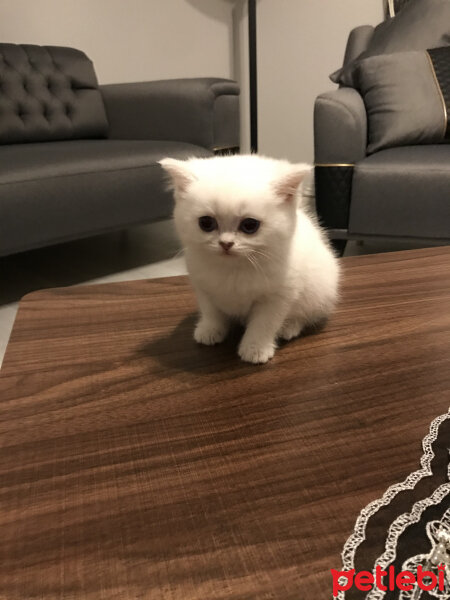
[1, 247, 449, 600]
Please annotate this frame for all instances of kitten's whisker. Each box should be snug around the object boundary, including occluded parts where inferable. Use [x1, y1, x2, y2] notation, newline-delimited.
[246, 253, 257, 272]
[248, 251, 270, 287]
[250, 248, 282, 265]
[246, 253, 261, 277]
[250, 247, 274, 259]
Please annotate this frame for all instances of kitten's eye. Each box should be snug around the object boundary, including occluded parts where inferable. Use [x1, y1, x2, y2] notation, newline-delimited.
[198, 216, 217, 232]
[239, 218, 260, 234]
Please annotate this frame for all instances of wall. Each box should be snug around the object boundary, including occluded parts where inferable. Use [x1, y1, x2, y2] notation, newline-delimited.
[257, 0, 384, 162]
[0, 0, 233, 83]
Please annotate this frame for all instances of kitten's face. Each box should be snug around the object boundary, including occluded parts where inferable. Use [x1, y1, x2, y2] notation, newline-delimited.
[160, 156, 310, 262]
[175, 185, 296, 261]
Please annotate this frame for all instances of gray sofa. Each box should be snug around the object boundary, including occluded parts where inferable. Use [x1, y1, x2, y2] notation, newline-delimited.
[314, 25, 450, 253]
[0, 43, 240, 256]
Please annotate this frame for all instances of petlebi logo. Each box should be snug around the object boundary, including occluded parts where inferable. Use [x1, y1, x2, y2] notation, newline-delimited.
[331, 564, 447, 597]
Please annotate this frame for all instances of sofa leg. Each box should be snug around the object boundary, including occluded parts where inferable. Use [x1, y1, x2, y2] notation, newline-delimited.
[330, 239, 347, 257]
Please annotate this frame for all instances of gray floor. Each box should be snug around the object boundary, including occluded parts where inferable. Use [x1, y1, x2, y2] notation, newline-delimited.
[0, 218, 433, 367]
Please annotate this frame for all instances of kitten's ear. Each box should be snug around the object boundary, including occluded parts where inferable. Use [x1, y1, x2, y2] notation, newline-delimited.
[159, 158, 196, 195]
[273, 164, 312, 203]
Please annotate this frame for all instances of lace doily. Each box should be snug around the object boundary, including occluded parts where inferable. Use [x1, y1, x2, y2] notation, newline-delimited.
[337, 409, 450, 600]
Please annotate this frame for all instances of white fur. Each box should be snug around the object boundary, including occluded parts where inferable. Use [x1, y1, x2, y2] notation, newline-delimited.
[159, 154, 340, 364]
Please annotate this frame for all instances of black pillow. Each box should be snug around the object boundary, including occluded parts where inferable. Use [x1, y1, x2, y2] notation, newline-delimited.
[354, 47, 450, 153]
[331, 0, 450, 87]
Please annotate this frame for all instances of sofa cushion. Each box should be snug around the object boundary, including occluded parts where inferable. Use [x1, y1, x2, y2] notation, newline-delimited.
[331, 0, 450, 86]
[349, 146, 450, 239]
[0, 139, 212, 255]
[0, 44, 108, 144]
[355, 48, 450, 153]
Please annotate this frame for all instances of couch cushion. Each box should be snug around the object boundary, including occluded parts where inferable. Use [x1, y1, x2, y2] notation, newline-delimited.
[0, 44, 108, 144]
[349, 146, 450, 240]
[0, 139, 212, 255]
[354, 48, 450, 153]
[331, 0, 450, 86]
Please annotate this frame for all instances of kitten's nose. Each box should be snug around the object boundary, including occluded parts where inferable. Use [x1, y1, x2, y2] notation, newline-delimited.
[219, 241, 234, 251]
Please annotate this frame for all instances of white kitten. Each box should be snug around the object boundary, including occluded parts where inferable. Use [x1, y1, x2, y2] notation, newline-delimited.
[159, 154, 339, 364]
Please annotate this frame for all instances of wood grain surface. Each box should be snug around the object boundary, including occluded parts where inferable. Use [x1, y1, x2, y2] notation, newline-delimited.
[0, 247, 449, 600]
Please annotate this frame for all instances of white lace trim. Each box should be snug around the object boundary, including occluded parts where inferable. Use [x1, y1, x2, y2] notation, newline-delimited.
[337, 409, 450, 600]
[399, 507, 450, 600]
[367, 483, 450, 600]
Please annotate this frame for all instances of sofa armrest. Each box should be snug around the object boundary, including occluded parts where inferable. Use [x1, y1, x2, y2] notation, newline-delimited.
[100, 78, 240, 152]
[314, 88, 367, 236]
[314, 87, 367, 165]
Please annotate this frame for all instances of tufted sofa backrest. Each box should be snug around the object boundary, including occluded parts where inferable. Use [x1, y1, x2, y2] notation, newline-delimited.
[0, 44, 109, 144]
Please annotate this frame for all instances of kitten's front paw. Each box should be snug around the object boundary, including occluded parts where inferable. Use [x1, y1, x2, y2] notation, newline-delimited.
[194, 320, 228, 346]
[238, 339, 275, 364]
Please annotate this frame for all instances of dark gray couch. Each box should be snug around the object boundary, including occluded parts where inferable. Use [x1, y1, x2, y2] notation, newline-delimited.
[0, 43, 240, 256]
[314, 26, 450, 252]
